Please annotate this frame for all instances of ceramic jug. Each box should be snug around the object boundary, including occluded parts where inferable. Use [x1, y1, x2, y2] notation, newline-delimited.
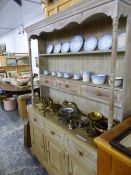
[83, 71, 90, 82]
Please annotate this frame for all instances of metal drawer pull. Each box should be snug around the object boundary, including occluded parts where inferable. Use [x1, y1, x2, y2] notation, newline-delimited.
[34, 118, 37, 121]
[96, 92, 102, 96]
[51, 131, 55, 135]
[78, 151, 83, 156]
[65, 84, 69, 88]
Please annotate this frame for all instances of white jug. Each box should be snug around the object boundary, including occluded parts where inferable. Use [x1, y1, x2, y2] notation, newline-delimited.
[83, 71, 90, 82]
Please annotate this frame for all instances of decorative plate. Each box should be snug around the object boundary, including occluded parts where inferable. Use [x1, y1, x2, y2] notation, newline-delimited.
[98, 34, 112, 51]
[46, 43, 53, 54]
[54, 43, 61, 54]
[61, 42, 70, 53]
[118, 32, 126, 50]
[70, 35, 83, 52]
[84, 36, 97, 52]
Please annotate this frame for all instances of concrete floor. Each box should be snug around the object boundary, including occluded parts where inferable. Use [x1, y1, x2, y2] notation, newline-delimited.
[0, 106, 48, 175]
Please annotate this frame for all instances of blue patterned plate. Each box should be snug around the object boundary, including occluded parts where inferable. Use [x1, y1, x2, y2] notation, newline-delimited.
[84, 36, 97, 52]
[118, 32, 126, 50]
[61, 41, 70, 53]
[98, 34, 112, 51]
[46, 43, 53, 54]
[70, 35, 83, 52]
[54, 43, 61, 54]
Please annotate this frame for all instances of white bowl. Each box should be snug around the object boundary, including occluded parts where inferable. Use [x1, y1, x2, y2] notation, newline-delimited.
[16, 77, 29, 86]
[109, 77, 123, 87]
[57, 72, 63, 78]
[73, 73, 82, 80]
[91, 74, 106, 84]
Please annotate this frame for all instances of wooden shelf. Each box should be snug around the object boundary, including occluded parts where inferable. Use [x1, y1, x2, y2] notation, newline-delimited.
[39, 49, 125, 57]
[0, 64, 30, 68]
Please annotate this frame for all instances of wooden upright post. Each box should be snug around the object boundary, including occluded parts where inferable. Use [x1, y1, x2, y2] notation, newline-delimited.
[28, 38, 35, 98]
[108, 17, 119, 129]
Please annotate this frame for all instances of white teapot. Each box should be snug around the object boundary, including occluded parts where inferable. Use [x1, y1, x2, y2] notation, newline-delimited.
[82, 71, 90, 82]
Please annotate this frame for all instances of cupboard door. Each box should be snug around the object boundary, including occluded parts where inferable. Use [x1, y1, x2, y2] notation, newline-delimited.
[68, 154, 96, 175]
[30, 122, 47, 165]
[47, 138, 67, 175]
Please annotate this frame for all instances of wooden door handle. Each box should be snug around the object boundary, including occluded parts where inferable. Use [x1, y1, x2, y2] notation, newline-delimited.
[96, 92, 102, 96]
[51, 131, 55, 135]
[78, 151, 83, 157]
[65, 84, 69, 88]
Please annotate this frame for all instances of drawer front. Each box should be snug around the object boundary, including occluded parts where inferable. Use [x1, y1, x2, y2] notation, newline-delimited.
[68, 139, 96, 167]
[45, 124, 67, 147]
[57, 79, 81, 94]
[82, 85, 122, 105]
[40, 76, 57, 88]
[28, 108, 44, 129]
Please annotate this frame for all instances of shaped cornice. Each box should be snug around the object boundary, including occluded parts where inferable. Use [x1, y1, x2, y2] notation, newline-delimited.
[25, 0, 131, 38]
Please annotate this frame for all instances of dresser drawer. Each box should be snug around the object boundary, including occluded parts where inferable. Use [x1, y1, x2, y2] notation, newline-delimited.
[57, 79, 81, 94]
[68, 139, 96, 166]
[28, 107, 44, 129]
[40, 76, 57, 88]
[45, 124, 67, 147]
[81, 85, 122, 105]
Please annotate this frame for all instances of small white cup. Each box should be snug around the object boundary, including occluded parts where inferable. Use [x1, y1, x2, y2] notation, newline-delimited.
[44, 69, 49, 75]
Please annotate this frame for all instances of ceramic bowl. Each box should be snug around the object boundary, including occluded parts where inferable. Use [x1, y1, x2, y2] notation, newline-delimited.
[91, 74, 106, 84]
[16, 77, 29, 86]
[73, 73, 82, 80]
[109, 77, 123, 87]
[63, 72, 72, 79]
[51, 71, 57, 76]
[44, 69, 49, 75]
[57, 72, 63, 78]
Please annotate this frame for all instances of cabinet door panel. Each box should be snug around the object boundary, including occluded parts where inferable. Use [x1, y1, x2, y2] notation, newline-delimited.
[30, 122, 47, 164]
[47, 138, 66, 175]
[69, 154, 96, 175]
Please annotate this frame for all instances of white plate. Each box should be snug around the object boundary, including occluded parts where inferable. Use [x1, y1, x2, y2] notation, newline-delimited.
[118, 32, 126, 50]
[84, 36, 97, 52]
[46, 43, 53, 54]
[70, 35, 83, 52]
[98, 34, 112, 51]
[61, 42, 70, 53]
[54, 43, 61, 54]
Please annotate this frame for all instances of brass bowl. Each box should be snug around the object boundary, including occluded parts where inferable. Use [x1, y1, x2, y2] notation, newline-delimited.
[88, 112, 103, 121]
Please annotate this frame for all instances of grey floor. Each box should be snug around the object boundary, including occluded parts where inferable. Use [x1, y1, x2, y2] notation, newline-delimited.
[0, 106, 48, 175]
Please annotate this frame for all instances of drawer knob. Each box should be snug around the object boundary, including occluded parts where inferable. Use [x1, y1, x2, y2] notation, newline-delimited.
[78, 151, 83, 157]
[65, 84, 69, 88]
[34, 118, 37, 121]
[45, 80, 48, 83]
[51, 131, 55, 135]
[96, 92, 101, 96]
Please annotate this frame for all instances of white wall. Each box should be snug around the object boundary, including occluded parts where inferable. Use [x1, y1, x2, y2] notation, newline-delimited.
[0, 15, 44, 74]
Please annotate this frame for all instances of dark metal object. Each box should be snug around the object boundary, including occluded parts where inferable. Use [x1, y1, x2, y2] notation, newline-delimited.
[13, 0, 22, 6]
